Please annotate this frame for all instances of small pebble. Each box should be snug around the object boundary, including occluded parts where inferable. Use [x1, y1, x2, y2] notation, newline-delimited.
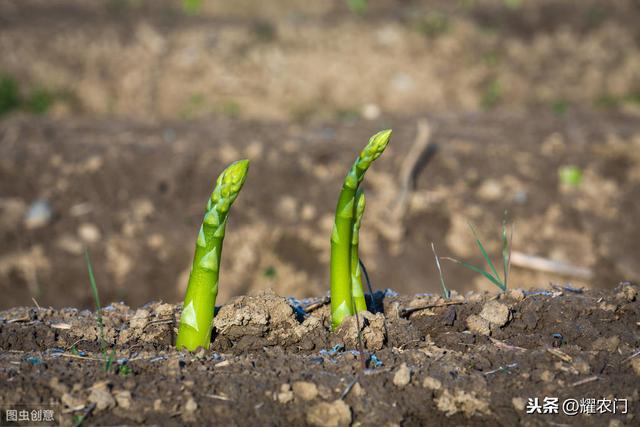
[479, 301, 511, 327]
[629, 358, 640, 376]
[422, 376, 442, 391]
[292, 381, 318, 401]
[307, 400, 351, 427]
[24, 200, 52, 229]
[512, 397, 526, 411]
[114, 390, 132, 409]
[89, 383, 116, 412]
[467, 314, 491, 336]
[78, 223, 101, 243]
[277, 384, 293, 404]
[393, 363, 411, 387]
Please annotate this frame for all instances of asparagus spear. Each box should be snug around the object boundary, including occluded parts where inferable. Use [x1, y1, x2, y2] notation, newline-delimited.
[330, 129, 391, 328]
[350, 189, 367, 313]
[176, 159, 250, 351]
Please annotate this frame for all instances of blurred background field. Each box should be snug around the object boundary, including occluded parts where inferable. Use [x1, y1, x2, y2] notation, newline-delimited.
[1, 0, 639, 309]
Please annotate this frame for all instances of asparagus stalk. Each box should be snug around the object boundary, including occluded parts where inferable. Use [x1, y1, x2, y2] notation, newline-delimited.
[350, 189, 367, 313]
[176, 159, 250, 351]
[330, 129, 391, 328]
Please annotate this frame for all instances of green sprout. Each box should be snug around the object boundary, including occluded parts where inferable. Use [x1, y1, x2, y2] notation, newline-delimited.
[84, 249, 116, 372]
[481, 79, 502, 109]
[443, 218, 512, 292]
[431, 242, 450, 300]
[182, 0, 203, 15]
[330, 129, 391, 328]
[176, 160, 250, 351]
[558, 165, 583, 187]
[346, 0, 368, 14]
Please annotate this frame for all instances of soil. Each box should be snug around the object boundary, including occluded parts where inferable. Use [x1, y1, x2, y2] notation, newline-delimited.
[1, 284, 639, 426]
[2, 111, 640, 310]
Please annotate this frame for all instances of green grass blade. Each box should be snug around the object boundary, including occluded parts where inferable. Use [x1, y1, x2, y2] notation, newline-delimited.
[468, 222, 501, 282]
[431, 242, 450, 300]
[501, 215, 513, 289]
[84, 249, 109, 369]
[501, 216, 509, 288]
[84, 250, 101, 312]
[442, 257, 506, 291]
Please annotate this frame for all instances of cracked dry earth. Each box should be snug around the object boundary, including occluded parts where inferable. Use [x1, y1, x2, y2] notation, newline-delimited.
[1, 284, 639, 426]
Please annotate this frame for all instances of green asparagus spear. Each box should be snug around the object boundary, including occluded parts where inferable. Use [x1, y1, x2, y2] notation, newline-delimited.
[350, 189, 367, 313]
[330, 129, 391, 328]
[176, 159, 250, 351]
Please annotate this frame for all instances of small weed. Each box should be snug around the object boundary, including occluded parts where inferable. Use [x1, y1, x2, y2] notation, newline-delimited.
[0, 74, 21, 117]
[180, 93, 207, 120]
[483, 52, 500, 68]
[503, 0, 522, 10]
[346, 0, 368, 15]
[264, 266, 277, 279]
[481, 79, 502, 109]
[0, 73, 57, 117]
[251, 20, 277, 43]
[558, 165, 583, 187]
[443, 216, 512, 292]
[219, 100, 241, 118]
[336, 108, 361, 123]
[182, 0, 203, 16]
[551, 100, 569, 116]
[416, 11, 450, 38]
[118, 364, 132, 377]
[24, 88, 55, 115]
[72, 414, 85, 427]
[105, 0, 142, 13]
[84, 249, 115, 372]
[595, 92, 640, 109]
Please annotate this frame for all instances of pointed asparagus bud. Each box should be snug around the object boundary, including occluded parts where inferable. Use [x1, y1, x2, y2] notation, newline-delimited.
[331, 130, 391, 329]
[176, 159, 250, 351]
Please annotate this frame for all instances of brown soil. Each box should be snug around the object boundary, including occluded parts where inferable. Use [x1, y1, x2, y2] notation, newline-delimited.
[2, 111, 640, 310]
[1, 284, 639, 426]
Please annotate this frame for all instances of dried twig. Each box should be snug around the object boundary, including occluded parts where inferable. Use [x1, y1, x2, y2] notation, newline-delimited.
[391, 119, 433, 222]
[622, 349, 640, 363]
[546, 348, 573, 363]
[206, 394, 233, 401]
[510, 251, 593, 280]
[340, 378, 358, 400]
[7, 315, 30, 323]
[489, 337, 527, 353]
[303, 296, 330, 313]
[568, 376, 599, 388]
[378, 119, 435, 243]
[400, 301, 463, 318]
[484, 363, 518, 376]
[142, 318, 174, 331]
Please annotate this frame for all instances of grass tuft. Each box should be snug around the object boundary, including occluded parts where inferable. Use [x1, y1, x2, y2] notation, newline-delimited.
[430, 242, 450, 300]
[84, 249, 115, 371]
[443, 216, 513, 292]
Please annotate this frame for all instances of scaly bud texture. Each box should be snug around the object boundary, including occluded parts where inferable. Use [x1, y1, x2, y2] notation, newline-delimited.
[176, 159, 249, 351]
[331, 129, 391, 328]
